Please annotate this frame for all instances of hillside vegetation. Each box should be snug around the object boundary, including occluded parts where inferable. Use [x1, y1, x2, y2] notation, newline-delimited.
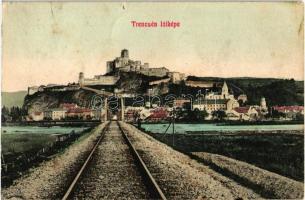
[183, 77, 304, 106]
[229, 78, 304, 106]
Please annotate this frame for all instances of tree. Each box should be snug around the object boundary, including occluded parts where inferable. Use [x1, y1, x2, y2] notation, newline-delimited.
[2, 106, 9, 115]
[182, 108, 208, 123]
[193, 109, 203, 121]
[294, 113, 304, 121]
[8, 106, 28, 122]
[267, 109, 285, 119]
[1, 106, 10, 122]
[212, 110, 227, 121]
[202, 109, 209, 119]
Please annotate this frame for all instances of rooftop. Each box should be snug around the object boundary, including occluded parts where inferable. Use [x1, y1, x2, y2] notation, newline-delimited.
[273, 106, 304, 112]
[194, 98, 228, 105]
[234, 107, 250, 114]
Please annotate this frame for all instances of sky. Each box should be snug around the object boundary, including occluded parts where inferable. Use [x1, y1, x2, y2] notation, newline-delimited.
[2, 2, 304, 92]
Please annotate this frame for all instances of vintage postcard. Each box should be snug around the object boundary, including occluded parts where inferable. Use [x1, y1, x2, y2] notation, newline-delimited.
[1, 1, 304, 199]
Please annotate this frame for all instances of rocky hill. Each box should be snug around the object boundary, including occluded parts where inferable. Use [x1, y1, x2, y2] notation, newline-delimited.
[23, 72, 155, 113]
[22, 73, 304, 113]
[23, 89, 97, 113]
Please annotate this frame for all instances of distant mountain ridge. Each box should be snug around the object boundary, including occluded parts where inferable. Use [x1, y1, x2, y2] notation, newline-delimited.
[2, 91, 27, 108]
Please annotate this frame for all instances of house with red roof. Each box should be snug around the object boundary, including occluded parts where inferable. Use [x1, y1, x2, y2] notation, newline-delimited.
[227, 106, 259, 121]
[66, 108, 92, 120]
[60, 103, 78, 110]
[272, 106, 304, 119]
[124, 108, 141, 122]
[272, 106, 304, 114]
[146, 108, 169, 122]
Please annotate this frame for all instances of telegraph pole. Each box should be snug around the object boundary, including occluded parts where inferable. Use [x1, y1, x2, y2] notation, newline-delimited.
[104, 97, 108, 122]
[121, 97, 125, 122]
[172, 109, 175, 147]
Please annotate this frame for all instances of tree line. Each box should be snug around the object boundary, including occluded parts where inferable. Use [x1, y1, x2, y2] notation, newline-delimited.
[2, 106, 28, 122]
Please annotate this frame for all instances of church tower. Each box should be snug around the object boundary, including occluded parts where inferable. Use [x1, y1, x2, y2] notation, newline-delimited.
[79, 72, 84, 86]
[222, 81, 229, 98]
[260, 97, 267, 110]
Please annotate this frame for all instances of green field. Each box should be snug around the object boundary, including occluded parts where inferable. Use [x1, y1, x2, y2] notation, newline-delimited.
[1, 126, 93, 188]
[2, 133, 57, 154]
[147, 130, 304, 182]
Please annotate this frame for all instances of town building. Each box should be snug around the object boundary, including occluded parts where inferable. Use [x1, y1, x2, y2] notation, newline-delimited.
[205, 82, 235, 100]
[227, 99, 240, 111]
[272, 106, 304, 119]
[124, 107, 142, 122]
[124, 106, 151, 122]
[193, 81, 239, 112]
[44, 108, 67, 120]
[173, 98, 191, 108]
[193, 99, 229, 113]
[66, 108, 92, 120]
[31, 111, 44, 121]
[227, 106, 259, 121]
[146, 108, 169, 122]
[60, 103, 78, 110]
[260, 97, 267, 110]
[273, 106, 304, 114]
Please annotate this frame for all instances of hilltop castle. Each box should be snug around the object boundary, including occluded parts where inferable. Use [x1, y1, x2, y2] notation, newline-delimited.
[106, 49, 170, 77]
[79, 49, 185, 86]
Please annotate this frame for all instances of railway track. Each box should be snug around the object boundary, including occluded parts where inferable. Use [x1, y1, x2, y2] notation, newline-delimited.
[62, 121, 166, 200]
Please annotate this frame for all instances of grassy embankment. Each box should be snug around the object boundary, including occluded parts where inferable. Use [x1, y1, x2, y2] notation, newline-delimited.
[2, 134, 56, 154]
[1, 126, 95, 188]
[146, 130, 304, 182]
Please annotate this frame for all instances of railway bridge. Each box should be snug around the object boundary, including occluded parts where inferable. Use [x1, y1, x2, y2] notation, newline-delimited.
[81, 86, 126, 122]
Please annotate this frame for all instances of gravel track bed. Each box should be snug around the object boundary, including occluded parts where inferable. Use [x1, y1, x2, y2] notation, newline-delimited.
[2, 123, 108, 200]
[120, 122, 262, 200]
[72, 122, 150, 199]
[192, 152, 304, 199]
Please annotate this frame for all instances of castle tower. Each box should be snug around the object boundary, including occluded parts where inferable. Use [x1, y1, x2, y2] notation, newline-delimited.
[222, 81, 229, 98]
[121, 49, 129, 58]
[120, 49, 129, 66]
[106, 61, 115, 73]
[79, 72, 84, 86]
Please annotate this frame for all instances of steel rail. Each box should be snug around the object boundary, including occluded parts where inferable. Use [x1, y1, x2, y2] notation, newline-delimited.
[61, 122, 110, 200]
[118, 121, 167, 200]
